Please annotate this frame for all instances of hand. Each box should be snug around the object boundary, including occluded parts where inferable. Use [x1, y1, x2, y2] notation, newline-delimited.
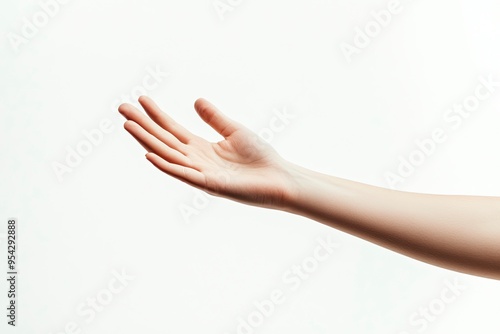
[118, 96, 295, 209]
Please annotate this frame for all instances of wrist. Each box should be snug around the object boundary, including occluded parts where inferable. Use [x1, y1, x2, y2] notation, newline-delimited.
[278, 159, 314, 213]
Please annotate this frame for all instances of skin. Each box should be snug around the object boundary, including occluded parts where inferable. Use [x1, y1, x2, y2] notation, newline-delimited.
[118, 96, 500, 281]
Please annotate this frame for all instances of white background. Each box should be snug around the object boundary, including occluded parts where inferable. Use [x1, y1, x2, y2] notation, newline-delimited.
[1, 0, 500, 333]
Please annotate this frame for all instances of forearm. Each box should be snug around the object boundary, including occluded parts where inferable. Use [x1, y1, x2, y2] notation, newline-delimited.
[280, 161, 500, 280]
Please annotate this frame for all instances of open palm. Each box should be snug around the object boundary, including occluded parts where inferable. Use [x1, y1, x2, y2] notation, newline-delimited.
[118, 96, 295, 209]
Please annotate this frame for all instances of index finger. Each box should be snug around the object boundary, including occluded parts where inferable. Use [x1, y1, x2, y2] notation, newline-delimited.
[138, 96, 194, 144]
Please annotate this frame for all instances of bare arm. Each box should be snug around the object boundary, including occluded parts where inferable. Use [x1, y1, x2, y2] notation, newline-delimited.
[119, 96, 500, 280]
[282, 162, 500, 280]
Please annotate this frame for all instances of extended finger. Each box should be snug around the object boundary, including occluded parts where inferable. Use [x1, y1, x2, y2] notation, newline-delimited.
[145, 152, 206, 190]
[124, 120, 192, 168]
[138, 96, 194, 145]
[119, 102, 188, 155]
[194, 98, 240, 138]
[125, 126, 152, 152]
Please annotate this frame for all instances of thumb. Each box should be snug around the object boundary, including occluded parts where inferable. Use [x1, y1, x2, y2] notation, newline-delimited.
[194, 98, 241, 138]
